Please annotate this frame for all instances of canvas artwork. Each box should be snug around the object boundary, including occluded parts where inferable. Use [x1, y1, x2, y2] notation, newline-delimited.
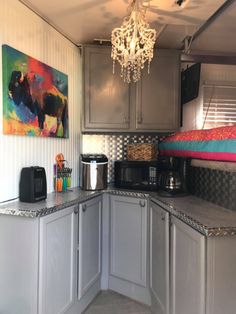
[2, 45, 69, 138]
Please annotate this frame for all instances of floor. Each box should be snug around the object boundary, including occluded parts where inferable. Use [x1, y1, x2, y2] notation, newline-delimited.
[83, 290, 152, 314]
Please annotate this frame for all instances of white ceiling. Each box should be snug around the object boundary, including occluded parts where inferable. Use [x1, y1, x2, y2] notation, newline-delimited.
[19, 0, 236, 54]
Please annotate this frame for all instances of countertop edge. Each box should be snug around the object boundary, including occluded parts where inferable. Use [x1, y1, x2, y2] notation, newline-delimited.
[1, 188, 236, 237]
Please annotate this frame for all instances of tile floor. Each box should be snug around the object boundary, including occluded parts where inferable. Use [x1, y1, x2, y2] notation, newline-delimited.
[83, 290, 151, 314]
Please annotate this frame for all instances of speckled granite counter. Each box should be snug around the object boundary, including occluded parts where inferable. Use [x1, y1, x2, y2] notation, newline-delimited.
[150, 193, 236, 237]
[0, 188, 102, 218]
[1, 187, 236, 237]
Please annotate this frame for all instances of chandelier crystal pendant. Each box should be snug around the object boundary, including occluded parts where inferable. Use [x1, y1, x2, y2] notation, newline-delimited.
[111, 0, 157, 83]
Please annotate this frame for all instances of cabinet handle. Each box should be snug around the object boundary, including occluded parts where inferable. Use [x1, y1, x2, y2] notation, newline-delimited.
[137, 112, 143, 124]
[139, 200, 146, 207]
[74, 205, 79, 215]
[161, 214, 165, 221]
[82, 204, 87, 212]
[123, 115, 130, 124]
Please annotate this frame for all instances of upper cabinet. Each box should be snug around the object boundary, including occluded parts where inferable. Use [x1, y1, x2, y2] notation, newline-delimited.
[83, 46, 131, 131]
[135, 50, 180, 131]
[82, 45, 180, 133]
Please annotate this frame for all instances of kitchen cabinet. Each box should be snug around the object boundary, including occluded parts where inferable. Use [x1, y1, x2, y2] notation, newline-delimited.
[78, 196, 102, 300]
[83, 46, 131, 131]
[150, 200, 205, 314]
[170, 216, 205, 314]
[150, 201, 170, 314]
[109, 195, 150, 305]
[38, 206, 76, 314]
[136, 50, 180, 131]
[83, 45, 180, 133]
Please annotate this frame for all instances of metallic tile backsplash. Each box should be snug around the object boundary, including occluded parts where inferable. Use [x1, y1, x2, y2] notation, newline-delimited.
[82, 134, 236, 211]
[190, 166, 236, 211]
[82, 134, 164, 182]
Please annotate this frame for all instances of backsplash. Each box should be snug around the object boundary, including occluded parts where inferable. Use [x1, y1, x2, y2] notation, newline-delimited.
[190, 164, 236, 211]
[82, 134, 165, 182]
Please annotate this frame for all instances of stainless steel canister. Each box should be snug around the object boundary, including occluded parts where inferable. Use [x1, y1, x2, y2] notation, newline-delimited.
[80, 154, 108, 190]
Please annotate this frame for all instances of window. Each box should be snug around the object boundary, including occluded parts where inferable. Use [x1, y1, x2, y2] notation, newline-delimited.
[203, 84, 236, 129]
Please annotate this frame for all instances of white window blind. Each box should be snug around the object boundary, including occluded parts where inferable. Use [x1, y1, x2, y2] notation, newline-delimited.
[203, 85, 236, 129]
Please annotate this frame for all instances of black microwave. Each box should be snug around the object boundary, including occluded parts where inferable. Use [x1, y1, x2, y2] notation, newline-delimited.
[114, 160, 158, 191]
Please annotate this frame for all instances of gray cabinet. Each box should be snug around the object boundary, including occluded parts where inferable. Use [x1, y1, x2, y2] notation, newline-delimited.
[39, 206, 76, 314]
[83, 46, 180, 132]
[109, 195, 150, 305]
[150, 201, 170, 314]
[150, 200, 206, 314]
[78, 196, 102, 299]
[136, 50, 180, 131]
[83, 46, 131, 131]
[171, 216, 206, 314]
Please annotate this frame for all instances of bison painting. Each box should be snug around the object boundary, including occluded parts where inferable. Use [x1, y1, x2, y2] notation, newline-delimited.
[3, 45, 69, 138]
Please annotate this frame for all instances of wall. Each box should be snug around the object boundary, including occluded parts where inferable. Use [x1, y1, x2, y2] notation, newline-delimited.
[181, 63, 236, 131]
[0, 0, 81, 202]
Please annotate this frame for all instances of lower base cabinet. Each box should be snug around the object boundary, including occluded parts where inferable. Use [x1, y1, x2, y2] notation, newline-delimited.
[151, 199, 236, 314]
[170, 216, 205, 314]
[39, 206, 76, 314]
[109, 195, 151, 305]
[150, 201, 170, 314]
[150, 200, 205, 314]
[78, 196, 102, 300]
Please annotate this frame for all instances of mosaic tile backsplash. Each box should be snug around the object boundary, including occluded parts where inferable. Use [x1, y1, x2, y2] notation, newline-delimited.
[82, 134, 236, 211]
[82, 134, 164, 182]
[190, 166, 236, 211]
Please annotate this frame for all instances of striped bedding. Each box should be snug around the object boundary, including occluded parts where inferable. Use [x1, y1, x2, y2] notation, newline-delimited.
[159, 126, 236, 162]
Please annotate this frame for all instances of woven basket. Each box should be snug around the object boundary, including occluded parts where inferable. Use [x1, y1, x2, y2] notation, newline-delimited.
[127, 143, 157, 161]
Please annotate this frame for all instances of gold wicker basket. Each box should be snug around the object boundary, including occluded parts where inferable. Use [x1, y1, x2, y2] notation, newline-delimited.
[127, 143, 157, 161]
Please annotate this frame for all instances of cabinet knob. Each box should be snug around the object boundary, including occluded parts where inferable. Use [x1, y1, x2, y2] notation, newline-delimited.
[82, 204, 87, 212]
[74, 205, 79, 215]
[139, 200, 146, 207]
[161, 214, 165, 221]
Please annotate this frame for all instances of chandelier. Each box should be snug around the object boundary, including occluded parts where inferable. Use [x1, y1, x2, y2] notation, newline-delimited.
[111, 0, 156, 83]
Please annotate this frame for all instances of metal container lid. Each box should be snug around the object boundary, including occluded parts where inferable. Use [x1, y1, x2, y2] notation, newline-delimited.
[81, 154, 108, 163]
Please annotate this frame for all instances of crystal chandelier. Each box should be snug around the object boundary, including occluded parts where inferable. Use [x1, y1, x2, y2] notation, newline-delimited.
[111, 0, 156, 83]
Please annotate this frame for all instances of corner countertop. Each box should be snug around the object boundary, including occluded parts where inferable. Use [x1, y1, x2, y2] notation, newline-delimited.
[1, 187, 236, 237]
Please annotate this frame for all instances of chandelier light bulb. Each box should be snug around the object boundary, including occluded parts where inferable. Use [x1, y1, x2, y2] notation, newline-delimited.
[111, 0, 157, 83]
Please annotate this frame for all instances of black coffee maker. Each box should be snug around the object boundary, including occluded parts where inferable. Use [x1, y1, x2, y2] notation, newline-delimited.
[157, 156, 190, 195]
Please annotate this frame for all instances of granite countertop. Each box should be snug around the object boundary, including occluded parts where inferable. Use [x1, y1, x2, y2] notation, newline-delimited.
[1, 187, 236, 237]
[150, 193, 236, 237]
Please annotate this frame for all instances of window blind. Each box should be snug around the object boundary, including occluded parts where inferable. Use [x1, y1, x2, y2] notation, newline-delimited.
[203, 85, 236, 129]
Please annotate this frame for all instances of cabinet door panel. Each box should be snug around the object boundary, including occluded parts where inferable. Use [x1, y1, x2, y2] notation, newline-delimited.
[150, 202, 169, 314]
[110, 196, 147, 286]
[136, 50, 180, 131]
[84, 47, 130, 130]
[78, 196, 102, 299]
[39, 206, 75, 314]
[171, 217, 205, 314]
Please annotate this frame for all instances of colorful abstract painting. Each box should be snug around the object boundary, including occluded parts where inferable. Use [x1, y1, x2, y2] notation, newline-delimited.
[2, 45, 69, 138]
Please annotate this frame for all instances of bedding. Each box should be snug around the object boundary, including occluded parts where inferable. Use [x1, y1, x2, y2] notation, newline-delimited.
[159, 125, 236, 162]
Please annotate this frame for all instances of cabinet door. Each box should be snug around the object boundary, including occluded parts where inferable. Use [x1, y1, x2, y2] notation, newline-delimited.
[39, 206, 76, 314]
[78, 196, 102, 299]
[171, 216, 205, 314]
[83, 46, 131, 131]
[110, 195, 148, 287]
[136, 49, 180, 131]
[150, 201, 169, 314]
